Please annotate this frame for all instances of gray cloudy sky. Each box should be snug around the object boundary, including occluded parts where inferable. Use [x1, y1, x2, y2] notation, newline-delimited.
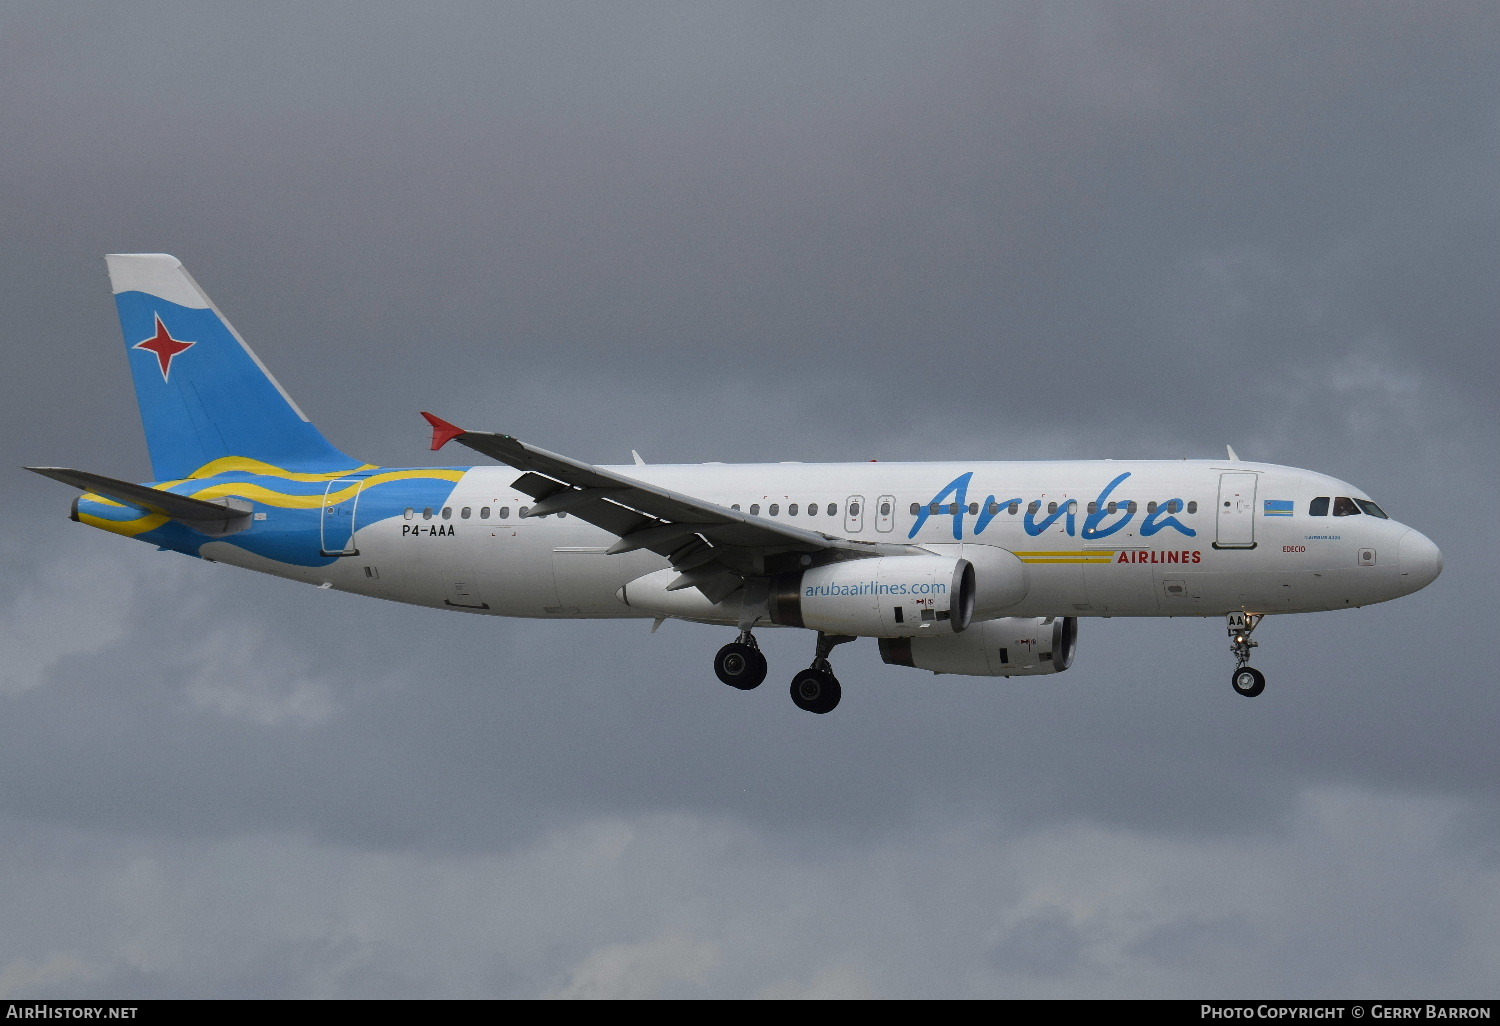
[2, 2, 1496, 999]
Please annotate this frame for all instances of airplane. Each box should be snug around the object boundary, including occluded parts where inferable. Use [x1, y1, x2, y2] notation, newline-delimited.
[28, 254, 1444, 714]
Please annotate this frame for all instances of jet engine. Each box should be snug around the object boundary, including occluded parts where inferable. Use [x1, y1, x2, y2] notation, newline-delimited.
[922, 543, 1029, 618]
[878, 615, 1078, 676]
[769, 555, 975, 638]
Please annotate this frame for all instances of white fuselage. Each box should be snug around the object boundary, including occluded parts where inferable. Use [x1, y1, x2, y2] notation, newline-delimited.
[201, 458, 1440, 623]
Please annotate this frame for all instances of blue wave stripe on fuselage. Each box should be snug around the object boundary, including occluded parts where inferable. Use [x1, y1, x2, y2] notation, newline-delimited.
[93, 465, 468, 567]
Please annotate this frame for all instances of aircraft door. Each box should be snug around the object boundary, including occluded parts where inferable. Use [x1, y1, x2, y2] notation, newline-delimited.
[320, 478, 363, 556]
[876, 494, 896, 533]
[845, 495, 865, 533]
[1215, 473, 1258, 549]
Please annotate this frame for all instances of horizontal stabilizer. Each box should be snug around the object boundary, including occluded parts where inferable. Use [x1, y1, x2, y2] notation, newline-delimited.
[27, 467, 253, 532]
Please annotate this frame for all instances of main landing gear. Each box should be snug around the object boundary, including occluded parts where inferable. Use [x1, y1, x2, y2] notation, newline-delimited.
[1227, 611, 1266, 697]
[714, 631, 852, 714]
[788, 633, 854, 715]
[714, 632, 768, 690]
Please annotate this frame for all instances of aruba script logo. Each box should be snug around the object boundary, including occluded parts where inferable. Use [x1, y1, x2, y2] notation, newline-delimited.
[910, 471, 1197, 541]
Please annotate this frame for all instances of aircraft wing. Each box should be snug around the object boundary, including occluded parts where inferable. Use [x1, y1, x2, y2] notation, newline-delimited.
[422, 413, 912, 603]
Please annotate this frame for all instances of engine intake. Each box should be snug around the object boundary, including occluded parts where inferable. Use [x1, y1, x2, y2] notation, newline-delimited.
[879, 616, 1078, 676]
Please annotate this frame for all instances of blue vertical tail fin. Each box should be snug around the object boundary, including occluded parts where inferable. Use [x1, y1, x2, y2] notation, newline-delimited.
[107, 253, 361, 481]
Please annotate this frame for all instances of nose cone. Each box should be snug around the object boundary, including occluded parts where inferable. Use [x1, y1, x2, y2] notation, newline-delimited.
[1398, 529, 1443, 594]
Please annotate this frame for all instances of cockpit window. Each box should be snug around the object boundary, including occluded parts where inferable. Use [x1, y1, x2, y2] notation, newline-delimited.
[1332, 496, 1361, 516]
[1355, 499, 1388, 519]
[1309, 497, 1329, 516]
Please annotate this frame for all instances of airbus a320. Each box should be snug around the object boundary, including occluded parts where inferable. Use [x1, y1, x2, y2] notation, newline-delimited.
[29, 255, 1443, 713]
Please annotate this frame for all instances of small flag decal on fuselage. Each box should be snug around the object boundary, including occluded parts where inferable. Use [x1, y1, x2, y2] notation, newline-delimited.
[1263, 499, 1294, 517]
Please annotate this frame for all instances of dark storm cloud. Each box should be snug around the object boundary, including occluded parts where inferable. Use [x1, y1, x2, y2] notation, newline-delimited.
[1, 1, 1496, 998]
[990, 907, 1089, 977]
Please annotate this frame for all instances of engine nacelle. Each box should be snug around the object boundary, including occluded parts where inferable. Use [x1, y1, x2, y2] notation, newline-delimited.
[879, 616, 1078, 676]
[770, 555, 975, 638]
[922, 543, 1029, 619]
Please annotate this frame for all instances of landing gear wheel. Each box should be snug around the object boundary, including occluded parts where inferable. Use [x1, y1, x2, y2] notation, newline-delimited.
[1231, 666, 1266, 698]
[715, 642, 768, 690]
[790, 668, 841, 714]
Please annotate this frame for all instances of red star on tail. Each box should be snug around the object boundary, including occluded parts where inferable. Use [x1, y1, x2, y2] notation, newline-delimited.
[133, 315, 196, 381]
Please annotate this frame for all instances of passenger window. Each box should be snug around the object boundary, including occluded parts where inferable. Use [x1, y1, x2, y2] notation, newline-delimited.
[422, 507, 434, 520]
[910, 503, 920, 515]
[750, 503, 760, 515]
[731, 503, 741, 511]
[987, 502, 999, 515]
[851, 502, 862, 517]
[519, 506, 530, 517]
[1028, 501, 1041, 515]
[930, 503, 941, 514]
[879, 502, 889, 516]
[948, 503, 959, 514]
[1355, 499, 1389, 519]
[480, 507, 490, 519]
[968, 502, 979, 515]
[1147, 501, 1157, 514]
[826, 503, 837, 516]
[1332, 496, 1360, 517]
[1047, 501, 1057, 515]
[404, 508, 415, 520]
[1187, 501, 1198, 514]
[1009, 502, 1020, 515]
[461, 507, 471, 519]
[1127, 501, 1138, 515]
[769, 504, 779, 516]
[808, 503, 818, 517]
[499, 507, 510, 519]
[1087, 502, 1097, 514]
[789, 503, 799, 516]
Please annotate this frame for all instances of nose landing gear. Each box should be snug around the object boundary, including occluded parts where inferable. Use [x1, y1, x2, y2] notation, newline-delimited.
[1227, 612, 1266, 697]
